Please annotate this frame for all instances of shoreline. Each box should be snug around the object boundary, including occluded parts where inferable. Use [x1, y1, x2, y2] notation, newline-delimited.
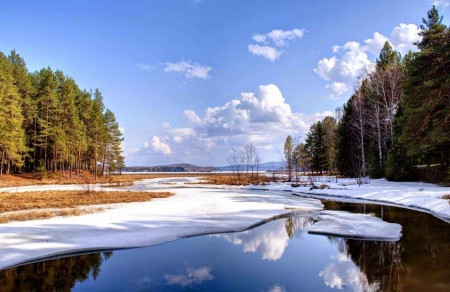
[0, 176, 448, 270]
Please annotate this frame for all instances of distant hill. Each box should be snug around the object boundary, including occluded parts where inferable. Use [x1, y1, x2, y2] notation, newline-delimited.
[124, 161, 285, 173]
[123, 163, 217, 172]
[216, 161, 285, 171]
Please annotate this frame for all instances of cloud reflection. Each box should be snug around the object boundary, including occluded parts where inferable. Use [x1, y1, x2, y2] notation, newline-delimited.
[164, 266, 214, 287]
[319, 239, 379, 291]
[214, 216, 313, 261]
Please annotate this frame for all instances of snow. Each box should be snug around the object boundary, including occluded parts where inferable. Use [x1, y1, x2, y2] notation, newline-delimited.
[308, 210, 402, 241]
[0, 176, 429, 270]
[248, 178, 450, 221]
[0, 178, 323, 270]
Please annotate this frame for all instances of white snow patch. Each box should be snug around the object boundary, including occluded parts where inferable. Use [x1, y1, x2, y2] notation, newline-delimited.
[309, 210, 402, 240]
[0, 177, 323, 270]
[248, 178, 450, 221]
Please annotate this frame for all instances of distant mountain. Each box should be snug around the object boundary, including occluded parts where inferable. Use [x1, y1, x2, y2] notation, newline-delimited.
[216, 161, 284, 171]
[123, 163, 217, 172]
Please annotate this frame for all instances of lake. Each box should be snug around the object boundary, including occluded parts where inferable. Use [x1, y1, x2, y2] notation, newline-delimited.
[0, 201, 448, 291]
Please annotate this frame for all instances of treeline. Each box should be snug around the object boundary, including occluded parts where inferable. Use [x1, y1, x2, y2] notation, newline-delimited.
[285, 6, 449, 183]
[0, 50, 124, 179]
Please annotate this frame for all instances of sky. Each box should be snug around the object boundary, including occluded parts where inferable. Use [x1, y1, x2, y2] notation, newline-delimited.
[1, 1, 449, 166]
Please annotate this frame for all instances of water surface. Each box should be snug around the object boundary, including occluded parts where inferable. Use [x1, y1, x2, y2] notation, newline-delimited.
[0, 201, 448, 291]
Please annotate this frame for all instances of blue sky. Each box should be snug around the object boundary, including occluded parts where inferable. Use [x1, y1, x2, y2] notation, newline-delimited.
[1, 1, 449, 166]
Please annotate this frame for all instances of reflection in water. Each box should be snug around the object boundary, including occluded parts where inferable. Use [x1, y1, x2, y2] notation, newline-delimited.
[267, 284, 286, 292]
[0, 202, 448, 291]
[213, 215, 313, 260]
[0, 252, 112, 291]
[324, 201, 449, 291]
[164, 266, 214, 287]
[320, 238, 380, 291]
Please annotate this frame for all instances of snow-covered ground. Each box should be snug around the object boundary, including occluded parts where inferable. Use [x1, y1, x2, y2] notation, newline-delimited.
[0, 179, 322, 270]
[247, 178, 450, 222]
[0, 177, 407, 270]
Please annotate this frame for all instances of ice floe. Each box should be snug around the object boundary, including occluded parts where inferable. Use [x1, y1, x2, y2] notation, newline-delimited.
[309, 210, 402, 241]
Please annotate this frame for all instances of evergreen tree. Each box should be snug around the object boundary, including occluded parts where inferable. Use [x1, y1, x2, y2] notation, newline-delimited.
[399, 6, 449, 179]
[305, 121, 327, 174]
[0, 53, 26, 176]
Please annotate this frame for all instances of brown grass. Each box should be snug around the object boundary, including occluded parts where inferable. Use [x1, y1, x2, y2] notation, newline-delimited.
[200, 174, 272, 185]
[0, 171, 204, 188]
[443, 194, 450, 204]
[0, 207, 105, 224]
[0, 190, 172, 223]
[0, 190, 172, 213]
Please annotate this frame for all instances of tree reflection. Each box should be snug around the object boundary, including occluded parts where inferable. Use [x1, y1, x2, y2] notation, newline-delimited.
[0, 251, 112, 291]
[324, 201, 450, 291]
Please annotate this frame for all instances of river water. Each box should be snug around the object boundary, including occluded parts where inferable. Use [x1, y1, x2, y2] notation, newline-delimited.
[0, 201, 448, 291]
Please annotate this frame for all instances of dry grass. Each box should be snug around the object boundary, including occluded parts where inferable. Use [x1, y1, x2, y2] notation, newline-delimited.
[200, 174, 272, 185]
[0, 207, 105, 224]
[0, 190, 172, 213]
[0, 190, 172, 223]
[443, 194, 450, 204]
[0, 171, 204, 188]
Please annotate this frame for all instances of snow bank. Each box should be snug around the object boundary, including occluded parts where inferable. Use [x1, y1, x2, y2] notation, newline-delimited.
[248, 178, 450, 221]
[309, 210, 402, 241]
[0, 179, 323, 270]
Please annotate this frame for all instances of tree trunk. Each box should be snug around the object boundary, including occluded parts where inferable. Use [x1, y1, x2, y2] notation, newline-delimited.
[0, 151, 4, 178]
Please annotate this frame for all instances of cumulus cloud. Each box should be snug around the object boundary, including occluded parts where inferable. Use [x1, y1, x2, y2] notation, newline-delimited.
[128, 84, 333, 165]
[248, 44, 282, 62]
[165, 267, 214, 287]
[163, 61, 212, 79]
[253, 29, 305, 47]
[316, 23, 421, 99]
[249, 28, 305, 61]
[184, 110, 202, 124]
[315, 41, 374, 98]
[151, 136, 172, 155]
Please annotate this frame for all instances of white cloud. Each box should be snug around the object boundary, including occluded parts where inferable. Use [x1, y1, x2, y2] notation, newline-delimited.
[253, 29, 305, 47]
[248, 44, 282, 62]
[364, 32, 389, 55]
[170, 128, 195, 143]
[165, 267, 214, 287]
[364, 23, 421, 55]
[390, 23, 421, 53]
[184, 110, 202, 124]
[315, 42, 374, 98]
[327, 82, 348, 98]
[249, 28, 305, 61]
[163, 61, 212, 79]
[128, 84, 333, 165]
[316, 23, 422, 99]
[151, 136, 172, 155]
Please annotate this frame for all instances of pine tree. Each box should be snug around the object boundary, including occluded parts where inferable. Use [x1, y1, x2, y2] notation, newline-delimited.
[400, 6, 449, 174]
[0, 53, 26, 176]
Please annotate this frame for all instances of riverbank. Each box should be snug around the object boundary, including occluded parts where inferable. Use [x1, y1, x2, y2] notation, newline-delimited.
[247, 178, 450, 222]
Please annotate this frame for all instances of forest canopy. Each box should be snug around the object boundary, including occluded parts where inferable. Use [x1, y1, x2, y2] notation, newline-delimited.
[0, 50, 124, 179]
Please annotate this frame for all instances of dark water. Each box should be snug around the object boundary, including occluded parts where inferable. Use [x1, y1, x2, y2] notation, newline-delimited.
[0, 201, 448, 291]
